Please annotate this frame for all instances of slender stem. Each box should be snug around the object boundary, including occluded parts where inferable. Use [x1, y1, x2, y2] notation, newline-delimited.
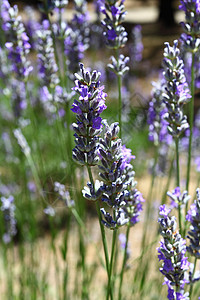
[175, 137, 182, 235]
[117, 74, 122, 139]
[115, 48, 122, 139]
[141, 146, 159, 250]
[106, 213, 117, 300]
[186, 51, 195, 191]
[161, 155, 174, 205]
[86, 165, 112, 299]
[118, 225, 130, 300]
[189, 257, 197, 297]
[175, 138, 180, 188]
[185, 51, 195, 213]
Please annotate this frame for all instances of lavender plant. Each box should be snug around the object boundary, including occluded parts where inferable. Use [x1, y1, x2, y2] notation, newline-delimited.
[157, 205, 190, 300]
[72, 63, 107, 167]
[163, 40, 191, 140]
[99, 0, 129, 138]
[162, 41, 191, 235]
[129, 25, 143, 68]
[179, 0, 200, 192]
[1, 0, 32, 80]
[3, 0, 200, 299]
[72, 63, 144, 299]
[36, 20, 59, 89]
[186, 188, 200, 296]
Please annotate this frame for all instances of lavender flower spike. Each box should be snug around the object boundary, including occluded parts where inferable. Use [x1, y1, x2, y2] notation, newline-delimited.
[100, 0, 128, 49]
[1, 195, 17, 244]
[186, 188, 200, 259]
[163, 40, 191, 138]
[179, 0, 200, 52]
[167, 187, 191, 209]
[36, 20, 59, 89]
[157, 205, 190, 299]
[72, 63, 107, 166]
[1, 0, 32, 80]
[84, 121, 144, 229]
[148, 78, 172, 146]
[100, 0, 129, 75]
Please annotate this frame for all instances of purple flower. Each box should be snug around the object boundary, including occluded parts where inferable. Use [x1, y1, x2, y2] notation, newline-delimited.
[167, 187, 190, 209]
[180, 0, 200, 51]
[107, 28, 117, 41]
[44, 206, 55, 217]
[158, 207, 189, 299]
[129, 25, 143, 65]
[92, 116, 103, 129]
[120, 145, 135, 170]
[186, 188, 200, 259]
[96, 123, 144, 228]
[163, 40, 191, 138]
[101, 0, 128, 48]
[159, 204, 171, 218]
[72, 64, 107, 166]
[148, 78, 173, 146]
[64, 26, 88, 76]
[36, 20, 59, 88]
[1, 1, 32, 79]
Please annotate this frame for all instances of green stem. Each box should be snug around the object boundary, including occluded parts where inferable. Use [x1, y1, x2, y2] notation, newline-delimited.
[175, 138, 182, 235]
[141, 146, 159, 250]
[186, 52, 195, 194]
[118, 225, 130, 300]
[115, 48, 122, 139]
[117, 74, 122, 139]
[189, 257, 197, 297]
[106, 214, 117, 300]
[161, 155, 174, 205]
[86, 165, 112, 299]
[175, 138, 180, 188]
[185, 52, 195, 233]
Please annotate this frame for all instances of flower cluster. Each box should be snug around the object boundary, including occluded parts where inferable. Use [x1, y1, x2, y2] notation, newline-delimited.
[167, 187, 191, 209]
[180, 0, 200, 52]
[36, 20, 59, 89]
[83, 121, 144, 229]
[13, 128, 30, 156]
[64, 27, 88, 76]
[129, 25, 143, 65]
[148, 78, 172, 146]
[99, 0, 129, 76]
[54, 181, 74, 207]
[61, 0, 89, 77]
[162, 40, 191, 138]
[71, 0, 89, 42]
[23, 6, 40, 50]
[100, 127, 144, 228]
[72, 63, 107, 166]
[11, 78, 27, 118]
[1, 0, 32, 80]
[181, 108, 200, 161]
[157, 205, 190, 300]
[107, 54, 129, 76]
[1, 195, 17, 244]
[186, 188, 200, 258]
[99, 0, 128, 49]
